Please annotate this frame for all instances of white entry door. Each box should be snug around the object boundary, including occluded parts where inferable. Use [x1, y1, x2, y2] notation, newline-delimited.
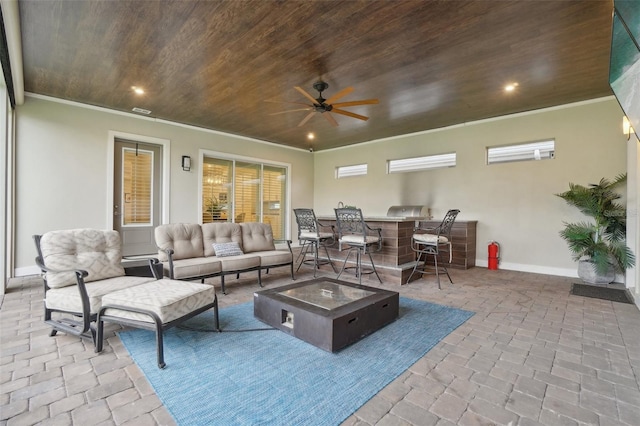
[113, 139, 162, 256]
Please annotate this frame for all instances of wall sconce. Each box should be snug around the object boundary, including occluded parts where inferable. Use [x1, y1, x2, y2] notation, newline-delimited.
[181, 155, 191, 171]
[623, 116, 634, 141]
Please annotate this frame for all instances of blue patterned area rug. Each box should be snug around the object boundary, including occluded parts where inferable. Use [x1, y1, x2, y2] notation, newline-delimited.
[119, 297, 474, 425]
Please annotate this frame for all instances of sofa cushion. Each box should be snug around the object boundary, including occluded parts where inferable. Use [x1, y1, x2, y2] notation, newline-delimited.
[101, 279, 216, 324]
[253, 250, 293, 267]
[212, 241, 244, 257]
[163, 257, 222, 280]
[40, 229, 126, 288]
[155, 224, 204, 261]
[45, 275, 154, 314]
[218, 254, 261, 272]
[240, 223, 276, 253]
[202, 223, 243, 256]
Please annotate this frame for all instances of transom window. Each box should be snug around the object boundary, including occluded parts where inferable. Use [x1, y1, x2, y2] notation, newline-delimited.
[336, 163, 368, 178]
[487, 139, 555, 164]
[387, 153, 456, 173]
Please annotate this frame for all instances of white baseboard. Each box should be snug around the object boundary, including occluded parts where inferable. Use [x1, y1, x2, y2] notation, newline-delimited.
[475, 259, 578, 278]
[14, 265, 40, 277]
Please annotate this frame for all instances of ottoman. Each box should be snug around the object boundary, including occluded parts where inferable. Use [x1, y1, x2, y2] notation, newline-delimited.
[96, 279, 219, 368]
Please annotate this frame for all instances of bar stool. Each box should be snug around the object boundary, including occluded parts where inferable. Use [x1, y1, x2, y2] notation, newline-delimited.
[407, 209, 460, 288]
[293, 208, 337, 277]
[334, 207, 382, 284]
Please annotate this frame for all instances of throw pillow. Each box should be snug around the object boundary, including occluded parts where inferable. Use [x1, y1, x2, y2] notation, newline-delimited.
[212, 241, 244, 257]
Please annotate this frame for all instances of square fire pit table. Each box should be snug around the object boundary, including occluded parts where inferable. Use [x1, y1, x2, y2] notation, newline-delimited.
[254, 278, 399, 352]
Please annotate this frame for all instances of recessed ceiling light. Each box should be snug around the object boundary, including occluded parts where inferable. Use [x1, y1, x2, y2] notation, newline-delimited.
[131, 86, 145, 95]
[307, 133, 315, 140]
[504, 82, 519, 92]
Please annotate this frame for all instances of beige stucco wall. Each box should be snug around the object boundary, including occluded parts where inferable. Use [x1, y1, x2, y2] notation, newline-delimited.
[313, 97, 629, 277]
[14, 96, 313, 274]
[13, 95, 632, 279]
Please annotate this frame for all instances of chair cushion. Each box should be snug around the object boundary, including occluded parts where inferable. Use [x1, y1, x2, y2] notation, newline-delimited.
[413, 234, 448, 244]
[45, 275, 155, 314]
[299, 231, 333, 240]
[101, 279, 216, 324]
[202, 223, 243, 257]
[40, 229, 126, 288]
[155, 224, 204, 261]
[212, 241, 244, 257]
[163, 257, 222, 279]
[340, 235, 380, 245]
[240, 223, 276, 253]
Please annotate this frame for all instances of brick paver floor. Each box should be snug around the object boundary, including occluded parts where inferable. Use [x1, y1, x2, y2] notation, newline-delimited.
[2, 266, 639, 425]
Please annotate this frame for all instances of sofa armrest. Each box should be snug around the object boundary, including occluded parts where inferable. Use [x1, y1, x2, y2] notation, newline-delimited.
[156, 247, 176, 278]
[148, 258, 163, 279]
[274, 239, 293, 254]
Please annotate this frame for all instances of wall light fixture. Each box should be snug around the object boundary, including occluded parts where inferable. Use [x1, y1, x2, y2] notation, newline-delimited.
[182, 155, 191, 171]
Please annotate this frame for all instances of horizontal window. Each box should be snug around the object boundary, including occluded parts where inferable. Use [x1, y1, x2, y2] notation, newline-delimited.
[387, 153, 456, 173]
[336, 163, 367, 178]
[487, 140, 555, 164]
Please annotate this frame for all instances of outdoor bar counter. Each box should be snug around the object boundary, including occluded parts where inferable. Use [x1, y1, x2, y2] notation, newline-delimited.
[316, 216, 477, 285]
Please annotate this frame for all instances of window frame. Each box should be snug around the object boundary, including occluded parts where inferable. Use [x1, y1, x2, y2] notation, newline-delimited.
[486, 139, 555, 165]
[387, 152, 457, 174]
[335, 163, 368, 178]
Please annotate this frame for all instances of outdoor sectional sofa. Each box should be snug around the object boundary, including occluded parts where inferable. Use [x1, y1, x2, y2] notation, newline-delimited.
[154, 222, 295, 294]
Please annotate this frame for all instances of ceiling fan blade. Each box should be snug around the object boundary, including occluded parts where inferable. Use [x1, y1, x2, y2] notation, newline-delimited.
[331, 108, 369, 121]
[297, 111, 316, 127]
[324, 86, 354, 104]
[331, 99, 379, 108]
[269, 108, 313, 116]
[294, 86, 319, 104]
[323, 112, 338, 127]
[264, 99, 311, 107]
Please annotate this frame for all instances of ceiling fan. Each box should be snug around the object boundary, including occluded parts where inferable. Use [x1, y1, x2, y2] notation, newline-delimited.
[269, 81, 379, 127]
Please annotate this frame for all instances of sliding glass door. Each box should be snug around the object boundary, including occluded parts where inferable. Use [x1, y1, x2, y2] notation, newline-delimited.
[201, 153, 288, 239]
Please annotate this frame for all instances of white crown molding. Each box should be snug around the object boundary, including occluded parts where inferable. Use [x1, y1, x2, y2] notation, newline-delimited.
[319, 96, 617, 153]
[23, 92, 309, 152]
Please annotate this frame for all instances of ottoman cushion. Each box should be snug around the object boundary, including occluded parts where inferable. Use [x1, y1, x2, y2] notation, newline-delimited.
[101, 279, 216, 324]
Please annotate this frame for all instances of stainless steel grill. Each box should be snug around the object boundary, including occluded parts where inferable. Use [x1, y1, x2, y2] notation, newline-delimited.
[386, 205, 430, 218]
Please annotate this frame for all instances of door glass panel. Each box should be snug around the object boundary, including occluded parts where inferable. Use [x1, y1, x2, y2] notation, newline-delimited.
[235, 162, 260, 224]
[203, 158, 232, 222]
[263, 165, 286, 238]
[122, 148, 153, 226]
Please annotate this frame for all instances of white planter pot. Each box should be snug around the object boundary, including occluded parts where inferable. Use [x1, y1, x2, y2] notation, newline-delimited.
[577, 259, 615, 285]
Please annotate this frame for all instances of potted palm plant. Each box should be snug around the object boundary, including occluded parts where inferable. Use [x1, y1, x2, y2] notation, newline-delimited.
[556, 174, 635, 284]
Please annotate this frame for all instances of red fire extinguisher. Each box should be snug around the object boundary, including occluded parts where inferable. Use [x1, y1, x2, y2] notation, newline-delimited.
[488, 241, 500, 270]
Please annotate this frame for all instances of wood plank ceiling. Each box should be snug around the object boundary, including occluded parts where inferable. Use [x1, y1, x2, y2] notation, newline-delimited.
[18, 0, 614, 151]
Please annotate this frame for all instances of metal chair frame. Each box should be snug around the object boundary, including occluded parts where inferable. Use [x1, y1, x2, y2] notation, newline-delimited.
[334, 207, 383, 284]
[33, 233, 161, 345]
[293, 208, 337, 277]
[407, 209, 460, 288]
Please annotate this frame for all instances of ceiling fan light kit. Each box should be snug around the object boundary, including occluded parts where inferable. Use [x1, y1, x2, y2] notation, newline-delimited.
[273, 80, 379, 127]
